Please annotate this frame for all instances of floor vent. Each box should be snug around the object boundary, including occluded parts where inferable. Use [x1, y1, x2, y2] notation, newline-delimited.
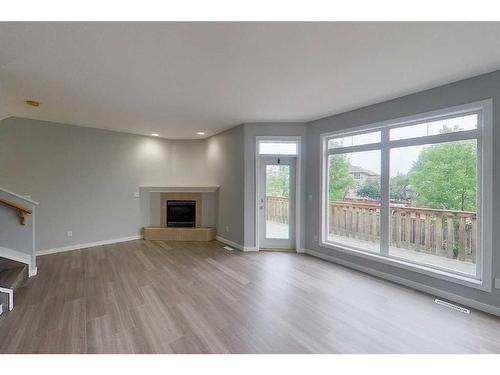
[434, 299, 470, 314]
[223, 246, 234, 251]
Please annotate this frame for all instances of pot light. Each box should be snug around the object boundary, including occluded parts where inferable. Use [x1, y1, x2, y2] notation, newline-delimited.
[197, 132, 205, 136]
[151, 133, 159, 137]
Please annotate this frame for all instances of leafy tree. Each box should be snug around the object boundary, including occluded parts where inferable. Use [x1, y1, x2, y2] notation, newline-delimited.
[357, 179, 381, 200]
[409, 140, 477, 211]
[328, 154, 355, 200]
[390, 173, 413, 202]
[350, 174, 413, 202]
[266, 165, 290, 197]
[439, 124, 462, 134]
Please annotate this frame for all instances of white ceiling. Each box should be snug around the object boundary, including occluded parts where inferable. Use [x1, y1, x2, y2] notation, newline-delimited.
[1, 22, 500, 139]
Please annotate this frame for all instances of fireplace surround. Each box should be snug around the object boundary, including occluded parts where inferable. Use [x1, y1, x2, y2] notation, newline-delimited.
[140, 186, 218, 241]
[159, 192, 202, 228]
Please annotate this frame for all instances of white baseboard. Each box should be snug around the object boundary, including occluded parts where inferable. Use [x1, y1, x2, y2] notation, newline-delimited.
[29, 266, 37, 277]
[37, 235, 142, 256]
[0, 246, 31, 266]
[215, 236, 258, 252]
[215, 236, 244, 251]
[243, 246, 259, 252]
[304, 248, 500, 318]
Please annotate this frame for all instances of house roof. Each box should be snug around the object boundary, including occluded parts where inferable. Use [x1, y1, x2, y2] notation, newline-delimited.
[349, 165, 379, 176]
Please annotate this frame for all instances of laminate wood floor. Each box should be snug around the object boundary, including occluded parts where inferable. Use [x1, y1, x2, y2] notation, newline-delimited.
[1, 240, 499, 354]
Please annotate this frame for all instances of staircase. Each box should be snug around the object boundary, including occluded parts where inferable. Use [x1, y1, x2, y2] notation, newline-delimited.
[0, 258, 28, 316]
[0, 186, 39, 316]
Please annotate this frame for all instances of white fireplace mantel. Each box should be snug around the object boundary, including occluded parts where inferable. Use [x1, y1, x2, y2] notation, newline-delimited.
[139, 185, 219, 193]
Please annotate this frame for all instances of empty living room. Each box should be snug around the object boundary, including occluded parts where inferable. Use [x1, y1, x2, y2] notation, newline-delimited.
[2, 1, 500, 372]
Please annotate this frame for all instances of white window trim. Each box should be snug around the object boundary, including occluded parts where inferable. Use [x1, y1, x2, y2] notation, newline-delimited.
[319, 99, 493, 292]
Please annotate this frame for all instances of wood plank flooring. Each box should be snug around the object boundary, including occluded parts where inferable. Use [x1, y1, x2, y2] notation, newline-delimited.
[0, 239, 499, 353]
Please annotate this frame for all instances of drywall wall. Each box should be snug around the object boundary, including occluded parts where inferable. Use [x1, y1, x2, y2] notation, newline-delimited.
[201, 192, 217, 228]
[0, 82, 10, 121]
[305, 70, 500, 309]
[205, 125, 245, 246]
[243, 123, 307, 249]
[149, 192, 161, 226]
[0, 104, 9, 121]
[0, 117, 210, 252]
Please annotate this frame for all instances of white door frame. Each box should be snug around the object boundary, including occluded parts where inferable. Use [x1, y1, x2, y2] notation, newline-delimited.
[258, 156, 296, 249]
[255, 136, 302, 252]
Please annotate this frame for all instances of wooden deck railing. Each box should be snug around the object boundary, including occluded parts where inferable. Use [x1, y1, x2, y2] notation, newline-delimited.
[266, 196, 476, 262]
[266, 196, 289, 224]
[329, 201, 476, 262]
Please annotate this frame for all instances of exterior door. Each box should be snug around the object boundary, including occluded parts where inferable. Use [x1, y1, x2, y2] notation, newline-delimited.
[258, 156, 296, 249]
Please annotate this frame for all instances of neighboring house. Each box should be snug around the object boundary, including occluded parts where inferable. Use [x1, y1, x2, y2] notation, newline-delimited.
[347, 165, 380, 198]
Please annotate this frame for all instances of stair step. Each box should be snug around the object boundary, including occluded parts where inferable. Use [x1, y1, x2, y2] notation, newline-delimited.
[0, 257, 25, 271]
[0, 265, 28, 290]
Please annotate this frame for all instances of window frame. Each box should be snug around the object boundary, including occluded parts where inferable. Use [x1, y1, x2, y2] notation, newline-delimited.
[319, 99, 493, 291]
[258, 140, 299, 156]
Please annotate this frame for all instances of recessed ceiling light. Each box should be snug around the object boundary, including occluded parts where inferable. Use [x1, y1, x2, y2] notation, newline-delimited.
[197, 132, 205, 136]
[151, 133, 159, 137]
[25, 100, 40, 107]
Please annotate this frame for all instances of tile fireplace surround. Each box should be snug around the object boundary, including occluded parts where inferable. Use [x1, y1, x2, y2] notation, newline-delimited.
[139, 186, 219, 241]
[160, 192, 202, 228]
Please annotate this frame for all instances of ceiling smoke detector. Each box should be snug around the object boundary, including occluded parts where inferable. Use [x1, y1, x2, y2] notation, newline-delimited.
[25, 100, 40, 107]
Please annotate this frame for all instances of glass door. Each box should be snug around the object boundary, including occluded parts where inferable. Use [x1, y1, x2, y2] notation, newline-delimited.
[258, 156, 296, 249]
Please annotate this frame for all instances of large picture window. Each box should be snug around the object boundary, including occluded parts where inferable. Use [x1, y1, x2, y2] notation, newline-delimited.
[321, 101, 492, 287]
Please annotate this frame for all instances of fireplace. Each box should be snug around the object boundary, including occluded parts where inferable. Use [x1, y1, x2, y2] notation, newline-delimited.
[166, 200, 196, 227]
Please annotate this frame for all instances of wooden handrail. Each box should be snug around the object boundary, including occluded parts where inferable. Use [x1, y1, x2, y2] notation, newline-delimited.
[330, 200, 476, 216]
[0, 198, 32, 225]
[0, 186, 39, 205]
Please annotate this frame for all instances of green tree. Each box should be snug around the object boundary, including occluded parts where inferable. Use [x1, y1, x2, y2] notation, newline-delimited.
[357, 179, 380, 200]
[328, 154, 355, 200]
[266, 165, 290, 197]
[390, 173, 413, 202]
[409, 140, 477, 211]
[348, 173, 414, 202]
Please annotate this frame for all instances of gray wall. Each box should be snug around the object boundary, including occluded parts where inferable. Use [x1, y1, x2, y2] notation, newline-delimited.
[201, 192, 217, 228]
[205, 125, 245, 245]
[243, 123, 307, 248]
[149, 192, 161, 226]
[0, 117, 210, 251]
[305, 70, 500, 309]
